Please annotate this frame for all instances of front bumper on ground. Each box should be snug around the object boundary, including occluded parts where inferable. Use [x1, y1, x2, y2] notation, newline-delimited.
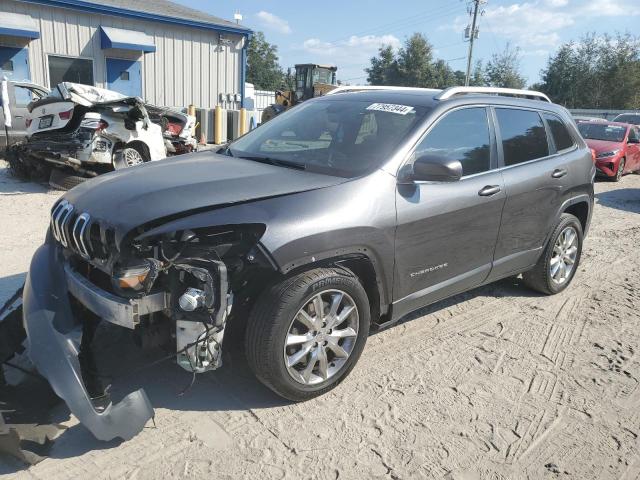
[22, 242, 155, 441]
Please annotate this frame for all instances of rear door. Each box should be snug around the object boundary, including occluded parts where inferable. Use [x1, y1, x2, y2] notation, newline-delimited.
[393, 106, 505, 318]
[489, 107, 574, 279]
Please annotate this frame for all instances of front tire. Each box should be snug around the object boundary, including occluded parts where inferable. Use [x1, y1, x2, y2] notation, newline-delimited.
[614, 158, 625, 182]
[113, 145, 148, 170]
[245, 268, 370, 401]
[523, 213, 583, 295]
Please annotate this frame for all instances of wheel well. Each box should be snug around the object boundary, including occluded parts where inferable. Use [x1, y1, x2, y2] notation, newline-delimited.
[234, 254, 383, 327]
[563, 201, 589, 232]
[125, 140, 150, 161]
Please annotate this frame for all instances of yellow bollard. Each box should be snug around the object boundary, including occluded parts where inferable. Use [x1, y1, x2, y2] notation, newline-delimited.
[214, 105, 222, 144]
[239, 108, 247, 136]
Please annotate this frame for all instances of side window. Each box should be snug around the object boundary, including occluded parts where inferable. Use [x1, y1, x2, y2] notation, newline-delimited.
[496, 108, 549, 166]
[415, 107, 491, 176]
[629, 127, 639, 142]
[543, 113, 575, 151]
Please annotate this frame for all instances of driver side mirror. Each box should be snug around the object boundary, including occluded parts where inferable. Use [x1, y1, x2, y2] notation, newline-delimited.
[400, 154, 463, 183]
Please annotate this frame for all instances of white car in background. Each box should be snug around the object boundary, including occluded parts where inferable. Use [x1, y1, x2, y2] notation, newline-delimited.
[14, 83, 196, 188]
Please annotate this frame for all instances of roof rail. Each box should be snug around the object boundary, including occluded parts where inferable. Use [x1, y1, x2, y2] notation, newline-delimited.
[326, 85, 441, 95]
[435, 86, 551, 103]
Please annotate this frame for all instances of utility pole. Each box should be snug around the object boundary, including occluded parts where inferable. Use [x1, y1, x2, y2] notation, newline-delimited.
[464, 0, 483, 86]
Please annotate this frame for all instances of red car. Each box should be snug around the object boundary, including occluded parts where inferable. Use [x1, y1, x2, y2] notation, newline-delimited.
[577, 121, 640, 181]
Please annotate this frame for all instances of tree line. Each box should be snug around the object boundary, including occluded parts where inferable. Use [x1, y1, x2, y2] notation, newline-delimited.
[247, 30, 640, 109]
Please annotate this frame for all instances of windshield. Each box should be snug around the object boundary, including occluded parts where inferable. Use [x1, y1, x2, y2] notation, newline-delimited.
[613, 114, 640, 125]
[577, 123, 627, 142]
[230, 99, 428, 177]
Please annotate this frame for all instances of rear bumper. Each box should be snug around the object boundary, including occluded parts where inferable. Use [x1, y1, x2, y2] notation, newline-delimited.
[22, 242, 154, 441]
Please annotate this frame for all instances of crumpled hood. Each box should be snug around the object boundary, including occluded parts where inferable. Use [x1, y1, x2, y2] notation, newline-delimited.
[62, 152, 347, 242]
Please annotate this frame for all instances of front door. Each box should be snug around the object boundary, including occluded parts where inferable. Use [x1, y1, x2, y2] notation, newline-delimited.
[393, 106, 505, 319]
[627, 127, 640, 171]
[106, 58, 142, 97]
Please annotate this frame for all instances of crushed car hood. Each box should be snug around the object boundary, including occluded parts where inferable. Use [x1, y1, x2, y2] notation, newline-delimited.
[62, 152, 348, 243]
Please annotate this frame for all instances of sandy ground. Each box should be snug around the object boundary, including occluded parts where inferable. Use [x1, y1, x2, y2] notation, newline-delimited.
[1, 160, 639, 479]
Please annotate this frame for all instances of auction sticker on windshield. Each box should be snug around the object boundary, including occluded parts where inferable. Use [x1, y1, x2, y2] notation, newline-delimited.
[366, 103, 415, 115]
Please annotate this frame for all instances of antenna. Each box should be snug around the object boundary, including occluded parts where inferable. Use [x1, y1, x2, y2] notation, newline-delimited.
[234, 12, 243, 24]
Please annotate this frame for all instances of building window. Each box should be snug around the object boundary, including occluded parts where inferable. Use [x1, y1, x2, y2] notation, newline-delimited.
[48, 55, 94, 87]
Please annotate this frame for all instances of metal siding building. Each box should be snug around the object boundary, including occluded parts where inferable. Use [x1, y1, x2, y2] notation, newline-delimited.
[0, 0, 251, 109]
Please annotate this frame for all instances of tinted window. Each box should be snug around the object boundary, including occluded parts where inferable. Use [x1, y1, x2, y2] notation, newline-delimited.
[496, 109, 549, 166]
[230, 99, 428, 178]
[543, 113, 575, 151]
[48, 56, 94, 87]
[415, 107, 491, 176]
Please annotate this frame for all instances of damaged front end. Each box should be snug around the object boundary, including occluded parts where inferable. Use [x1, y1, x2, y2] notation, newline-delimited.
[23, 199, 268, 441]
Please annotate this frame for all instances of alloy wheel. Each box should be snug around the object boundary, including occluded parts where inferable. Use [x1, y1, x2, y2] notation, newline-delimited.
[549, 226, 578, 285]
[283, 289, 359, 385]
[124, 148, 144, 167]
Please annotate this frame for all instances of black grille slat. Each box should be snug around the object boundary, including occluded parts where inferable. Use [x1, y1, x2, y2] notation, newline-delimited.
[51, 201, 101, 260]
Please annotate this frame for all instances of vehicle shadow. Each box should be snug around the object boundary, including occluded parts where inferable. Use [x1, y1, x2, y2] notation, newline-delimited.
[0, 162, 53, 196]
[595, 188, 640, 214]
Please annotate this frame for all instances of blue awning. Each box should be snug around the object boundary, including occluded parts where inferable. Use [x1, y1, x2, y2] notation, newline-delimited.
[0, 12, 39, 39]
[100, 26, 156, 53]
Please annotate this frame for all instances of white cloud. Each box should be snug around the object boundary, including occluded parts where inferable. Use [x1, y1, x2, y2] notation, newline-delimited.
[300, 34, 401, 82]
[449, 0, 639, 53]
[255, 11, 292, 34]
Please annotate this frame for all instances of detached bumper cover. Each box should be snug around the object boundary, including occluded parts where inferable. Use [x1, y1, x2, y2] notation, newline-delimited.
[22, 243, 154, 441]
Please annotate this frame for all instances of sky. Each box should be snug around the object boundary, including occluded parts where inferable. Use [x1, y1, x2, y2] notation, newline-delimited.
[175, 0, 640, 86]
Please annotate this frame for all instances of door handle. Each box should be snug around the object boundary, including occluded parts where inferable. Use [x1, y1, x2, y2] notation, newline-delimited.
[478, 185, 501, 196]
[552, 168, 568, 178]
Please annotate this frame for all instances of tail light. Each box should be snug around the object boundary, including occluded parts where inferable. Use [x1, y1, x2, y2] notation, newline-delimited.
[58, 108, 74, 120]
[96, 120, 109, 132]
[25, 118, 32, 128]
[590, 148, 596, 163]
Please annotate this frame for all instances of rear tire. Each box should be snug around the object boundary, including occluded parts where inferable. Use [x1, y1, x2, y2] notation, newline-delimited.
[48, 168, 88, 191]
[113, 145, 148, 170]
[245, 268, 370, 401]
[522, 213, 583, 295]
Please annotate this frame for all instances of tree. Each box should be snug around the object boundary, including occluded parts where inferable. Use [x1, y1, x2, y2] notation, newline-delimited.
[246, 31, 284, 90]
[366, 33, 462, 88]
[366, 45, 398, 85]
[469, 60, 486, 86]
[537, 33, 640, 109]
[395, 33, 436, 87]
[485, 43, 526, 89]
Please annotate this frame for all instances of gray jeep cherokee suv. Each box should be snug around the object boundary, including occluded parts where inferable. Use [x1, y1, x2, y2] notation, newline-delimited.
[23, 86, 595, 440]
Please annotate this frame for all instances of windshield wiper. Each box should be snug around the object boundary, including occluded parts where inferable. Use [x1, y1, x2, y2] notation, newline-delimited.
[236, 155, 306, 170]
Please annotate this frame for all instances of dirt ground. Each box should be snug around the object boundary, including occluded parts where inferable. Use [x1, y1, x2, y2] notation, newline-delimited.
[1, 160, 639, 479]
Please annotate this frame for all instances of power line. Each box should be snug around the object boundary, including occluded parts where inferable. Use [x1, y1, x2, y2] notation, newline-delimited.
[325, 4, 463, 46]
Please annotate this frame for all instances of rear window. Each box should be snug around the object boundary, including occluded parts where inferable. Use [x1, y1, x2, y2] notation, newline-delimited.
[496, 108, 549, 166]
[543, 113, 575, 151]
